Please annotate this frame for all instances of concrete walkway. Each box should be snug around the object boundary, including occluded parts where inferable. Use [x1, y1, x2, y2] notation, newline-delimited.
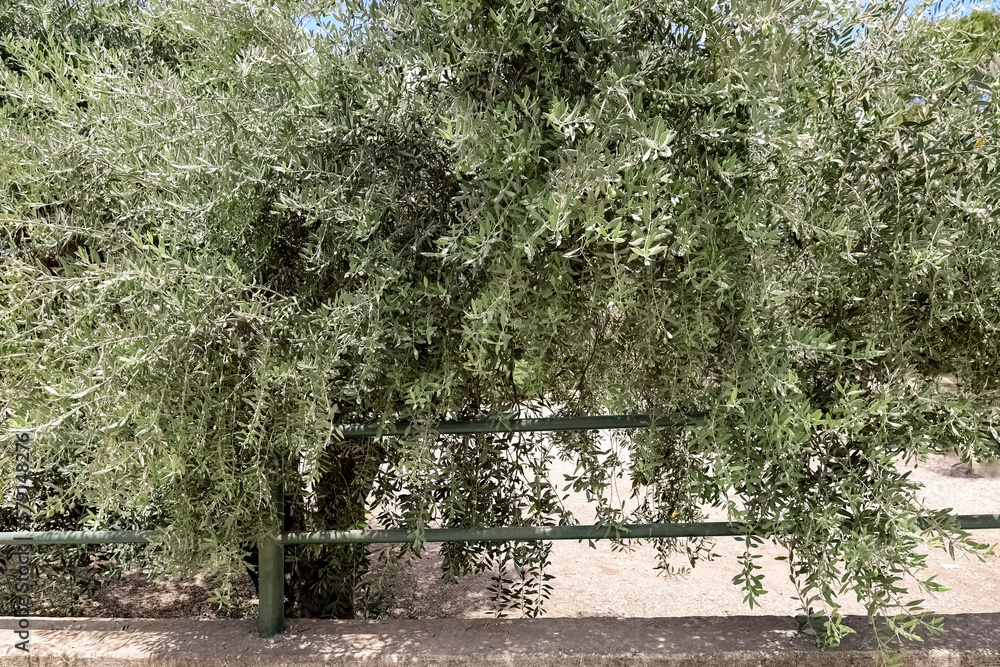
[1, 614, 999, 666]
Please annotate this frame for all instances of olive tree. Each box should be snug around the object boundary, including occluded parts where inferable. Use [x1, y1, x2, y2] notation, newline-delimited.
[2, 0, 999, 645]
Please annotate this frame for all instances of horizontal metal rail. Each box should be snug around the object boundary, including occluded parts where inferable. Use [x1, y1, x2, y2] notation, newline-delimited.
[950, 514, 1000, 530]
[3, 514, 999, 546]
[0, 530, 154, 544]
[283, 522, 742, 544]
[284, 514, 1000, 543]
[338, 411, 706, 437]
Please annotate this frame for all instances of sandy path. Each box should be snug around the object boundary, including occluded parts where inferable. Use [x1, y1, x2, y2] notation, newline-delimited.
[384, 453, 1000, 619]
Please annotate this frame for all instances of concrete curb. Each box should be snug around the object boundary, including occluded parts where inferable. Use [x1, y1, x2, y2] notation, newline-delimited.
[0, 615, 998, 666]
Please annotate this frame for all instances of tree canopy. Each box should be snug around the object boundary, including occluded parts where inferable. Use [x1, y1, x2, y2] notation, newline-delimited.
[2, 0, 999, 644]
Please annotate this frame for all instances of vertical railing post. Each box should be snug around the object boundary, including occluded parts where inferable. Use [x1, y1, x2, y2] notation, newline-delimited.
[258, 480, 284, 637]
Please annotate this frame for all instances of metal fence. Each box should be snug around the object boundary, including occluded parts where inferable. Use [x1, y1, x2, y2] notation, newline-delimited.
[3, 416, 999, 637]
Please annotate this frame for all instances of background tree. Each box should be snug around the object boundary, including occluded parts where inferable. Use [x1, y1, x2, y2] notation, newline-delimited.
[2, 0, 999, 646]
[941, 8, 1000, 55]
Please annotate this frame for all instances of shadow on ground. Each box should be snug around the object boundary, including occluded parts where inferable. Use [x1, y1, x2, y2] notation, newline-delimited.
[1, 613, 998, 665]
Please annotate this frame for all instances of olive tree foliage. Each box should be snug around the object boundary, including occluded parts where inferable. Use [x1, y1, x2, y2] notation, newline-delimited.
[2, 0, 999, 640]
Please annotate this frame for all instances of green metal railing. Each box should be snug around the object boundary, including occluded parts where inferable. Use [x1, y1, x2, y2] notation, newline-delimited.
[4, 417, 1000, 638]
